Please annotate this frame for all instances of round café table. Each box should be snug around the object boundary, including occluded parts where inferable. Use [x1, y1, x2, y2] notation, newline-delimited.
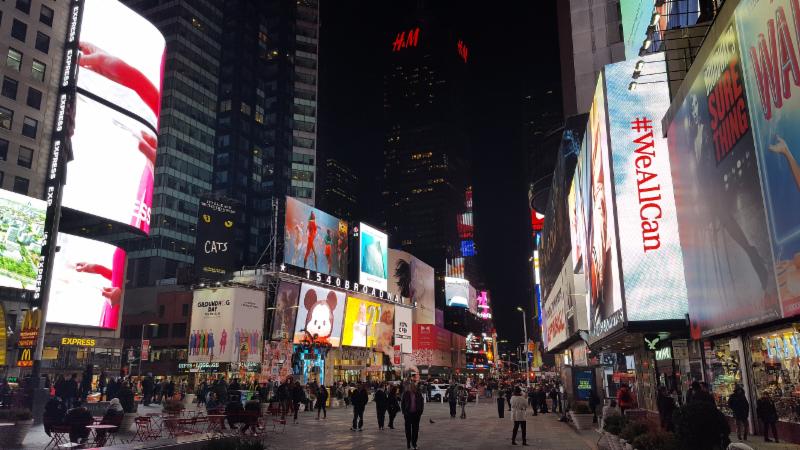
[86, 424, 117, 446]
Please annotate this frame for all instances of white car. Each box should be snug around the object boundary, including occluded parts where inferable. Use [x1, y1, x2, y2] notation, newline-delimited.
[429, 384, 449, 401]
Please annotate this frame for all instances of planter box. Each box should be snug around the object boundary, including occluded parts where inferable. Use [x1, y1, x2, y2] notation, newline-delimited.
[0, 419, 33, 448]
[571, 411, 595, 430]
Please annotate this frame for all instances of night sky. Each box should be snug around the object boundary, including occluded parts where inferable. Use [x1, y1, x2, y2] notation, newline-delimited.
[318, 1, 561, 347]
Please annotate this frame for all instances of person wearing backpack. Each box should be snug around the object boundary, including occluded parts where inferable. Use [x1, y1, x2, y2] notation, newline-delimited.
[616, 383, 634, 415]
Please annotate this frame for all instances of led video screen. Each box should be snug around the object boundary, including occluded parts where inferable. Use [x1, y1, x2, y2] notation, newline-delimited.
[359, 222, 388, 291]
[0, 189, 45, 290]
[284, 196, 349, 278]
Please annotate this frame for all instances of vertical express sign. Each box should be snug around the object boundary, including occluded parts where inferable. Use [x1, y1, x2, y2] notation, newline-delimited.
[194, 198, 238, 281]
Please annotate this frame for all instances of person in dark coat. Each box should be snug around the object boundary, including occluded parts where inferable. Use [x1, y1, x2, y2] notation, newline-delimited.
[496, 387, 506, 418]
[64, 400, 94, 444]
[240, 398, 262, 435]
[97, 371, 107, 401]
[374, 384, 388, 429]
[350, 383, 369, 431]
[316, 384, 329, 419]
[141, 374, 154, 406]
[505, 385, 513, 411]
[64, 374, 79, 410]
[656, 386, 676, 431]
[290, 381, 305, 424]
[79, 364, 93, 401]
[447, 384, 458, 418]
[728, 385, 750, 441]
[224, 393, 245, 430]
[387, 386, 400, 429]
[537, 386, 548, 413]
[528, 386, 538, 417]
[43, 396, 66, 437]
[756, 391, 779, 443]
[117, 381, 136, 413]
[401, 381, 424, 450]
[588, 388, 600, 423]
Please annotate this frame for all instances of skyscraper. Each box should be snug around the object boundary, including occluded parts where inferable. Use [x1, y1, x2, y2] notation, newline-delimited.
[120, 0, 223, 286]
[0, 0, 69, 199]
[212, 0, 319, 266]
[383, 11, 470, 308]
[319, 158, 357, 222]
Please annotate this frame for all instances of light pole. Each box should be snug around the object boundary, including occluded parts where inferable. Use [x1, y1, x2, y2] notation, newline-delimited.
[516, 307, 530, 389]
[138, 323, 158, 376]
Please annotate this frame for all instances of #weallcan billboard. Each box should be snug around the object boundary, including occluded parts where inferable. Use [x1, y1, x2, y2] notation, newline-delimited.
[189, 287, 264, 364]
[293, 283, 346, 347]
[359, 222, 389, 291]
[667, 18, 780, 338]
[0, 189, 45, 290]
[736, 0, 800, 316]
[62, 0, 165, 235]
[284, 196, 349, 278]
[46, 233, 126, 329]
[605, 53, 688, 321]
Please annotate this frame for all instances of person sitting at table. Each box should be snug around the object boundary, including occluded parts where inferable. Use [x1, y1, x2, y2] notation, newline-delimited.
[240, 398, 262, 435]
[225, 392, 245, 430]
[65, 400, 94, 443]
[206, 391, 223, 413]
[95, 398, 124, 442]
[43, 396, 66, 436]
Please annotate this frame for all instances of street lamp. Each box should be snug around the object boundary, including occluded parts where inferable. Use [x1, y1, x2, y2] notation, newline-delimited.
[516, 306, 530, 389]
[138, 323, 158, 376]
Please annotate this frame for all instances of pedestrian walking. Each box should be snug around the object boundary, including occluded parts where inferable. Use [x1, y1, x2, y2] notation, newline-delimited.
[656, 386, 676, 431]
[402, 381, 424, 450]
[728, 384, 749, 441]
[511, 386, 528, 446]
[316, 384, 329, 419]
[537, 386, 548, 414]
[387, 385, 400, 429]
[447, 384, 458, 418]
[757, 391, 779, 443]
[528, 386, 538, 416]
[458, 385, 468, 419]
[291, 381, 305, 424]
[496, 390, 506, 418]
[374, 383, 388, 429]
[350, 382, 368, 431]
[505, 385, 513, 411]
[588, 388, 600, 423]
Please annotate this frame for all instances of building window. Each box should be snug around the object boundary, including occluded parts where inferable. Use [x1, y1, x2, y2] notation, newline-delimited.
[31, 59, 45, 81]
[0, 106, 13, 129]
[181, 303, 189, 317]
[172, 323, 187, 338]
[16, 0, 31, 14]
[11, 20, 27, 42]
[35, 32, 50, 53]
[21, 116, 37, 138]
[240, 102, 251, 115]
[1, 77, 18, 100]
[219, 99, 231, 112]
[158, 305, 165, 317]
[26, 87, 41, 109]
[17, 146, 33, 168]
[0, 138, 8, 161]
[39, 5, 53, 26]
[7, 49, 23, 71]
[12, 176, 28, 194]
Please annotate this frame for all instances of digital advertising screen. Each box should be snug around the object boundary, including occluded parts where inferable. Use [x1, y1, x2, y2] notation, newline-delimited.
[284, 196, 349, 278]
[543, 286, 567, 351]
[341, 297, 383, 348]
[189, 287, 265, 364]
[585, 74, 624, 341]
[46, 233, 126, 329]
[0, 189, 45, 290]
[358, 222, 388, 291]
[395, 306, 413, 353]
[270, 281, 300, 342]
[667, 18, 780, 338]
[736, 0, 800, 316]
[604, 53, 687, 321]
[194, 197, 238, 281]
[445, 277, 470, 308]
[293, 283, 346, 347]
[620, 0, 655, 59]
[387, 249, 435, 323]
[61, 0, 165, 235]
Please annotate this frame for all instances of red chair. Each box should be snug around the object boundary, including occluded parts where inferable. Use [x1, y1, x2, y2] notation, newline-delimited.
[131, 416, 160, 442]
[43, 424, 71, 449]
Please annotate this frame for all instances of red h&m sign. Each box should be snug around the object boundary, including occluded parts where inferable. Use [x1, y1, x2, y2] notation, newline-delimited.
[457, 40, 468, 63]
[392, 27, 420, 52]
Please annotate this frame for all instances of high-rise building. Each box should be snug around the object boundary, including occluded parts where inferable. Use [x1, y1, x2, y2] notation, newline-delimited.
[120, 0, 223, 286]
[383, 11, 470, 308]
[212, 0, 319, 265]
[0, 0, 69, 199]
[557, 0, 625, 117]
[319, 158, 357, 222]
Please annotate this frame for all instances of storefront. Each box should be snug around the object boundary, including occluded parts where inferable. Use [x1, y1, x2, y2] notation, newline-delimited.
[748, 325, 800, 426]
[330, 347, 380, 384]
[39, 334, 124, 377]
[703, 336, 747, 417]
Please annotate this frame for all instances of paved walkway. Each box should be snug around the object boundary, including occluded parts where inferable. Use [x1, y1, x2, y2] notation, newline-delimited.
[265, 400, 595, 450]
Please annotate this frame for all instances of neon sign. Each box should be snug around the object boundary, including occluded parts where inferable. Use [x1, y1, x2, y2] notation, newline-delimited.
[392, 27, 420, 52]
[457, 39, 468, 62]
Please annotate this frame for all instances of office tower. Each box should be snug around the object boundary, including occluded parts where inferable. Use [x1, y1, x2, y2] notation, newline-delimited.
[319, 158, 357, 222]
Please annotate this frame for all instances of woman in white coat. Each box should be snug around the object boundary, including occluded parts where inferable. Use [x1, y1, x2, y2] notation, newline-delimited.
[510, 386, 528, 446]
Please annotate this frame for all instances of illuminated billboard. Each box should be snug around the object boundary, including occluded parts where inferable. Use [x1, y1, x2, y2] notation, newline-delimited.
[460, 240, 475, 257]
[194, 197, 238, 281]
[620, 0, 655, 59]
[293, 283, 346, 347]
[358, 222, 388, 291]
[388, 248, 435, 324]
[0, 189, 45, 290]
[189, 287, 265, 364]
[341, 297, 394, 352]
[270, 281, 300, 341]
[61, 0, 165, 235]
[445, 277, 469, 308]
[585, 74, 623, 340]
[395, 306, 413, 353]
[604, 53, 687, 321]
[46, 233, 126, 329]
[284, 196, 349, 278]
[667, 18, 780, 338]
[736, 1, 800, 316]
